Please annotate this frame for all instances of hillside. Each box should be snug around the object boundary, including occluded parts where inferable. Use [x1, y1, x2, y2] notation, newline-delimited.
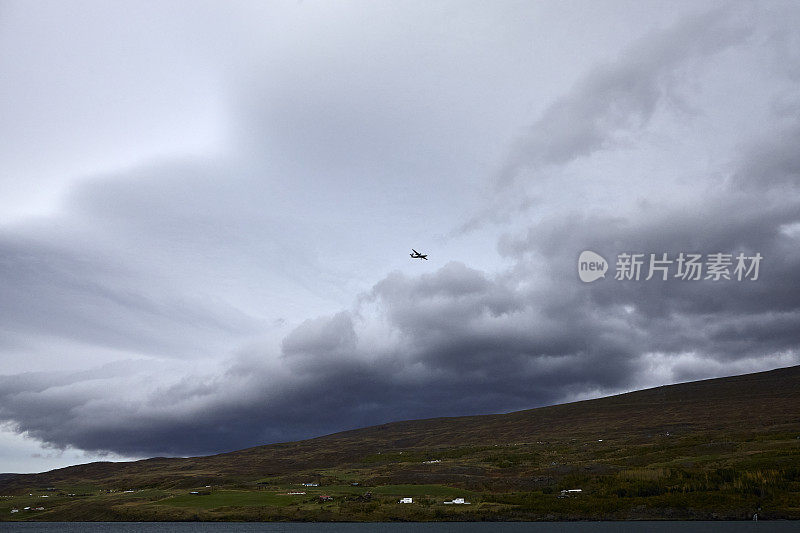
[1, 365, 798, 521]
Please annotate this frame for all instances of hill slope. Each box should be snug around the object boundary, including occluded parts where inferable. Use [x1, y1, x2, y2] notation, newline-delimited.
[1, 365, 798, 521]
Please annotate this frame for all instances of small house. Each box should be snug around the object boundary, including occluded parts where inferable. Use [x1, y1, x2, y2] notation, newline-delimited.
[399, 497, 413, 504]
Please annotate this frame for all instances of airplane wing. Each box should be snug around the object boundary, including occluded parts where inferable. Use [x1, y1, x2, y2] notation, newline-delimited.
[412, 249, 419, 254]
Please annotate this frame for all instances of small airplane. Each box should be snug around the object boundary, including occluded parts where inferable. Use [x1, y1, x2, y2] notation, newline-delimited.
[410, 249, 428, 260]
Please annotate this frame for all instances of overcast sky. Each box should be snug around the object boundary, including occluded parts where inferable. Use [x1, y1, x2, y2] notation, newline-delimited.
[1, 0, 799, 473]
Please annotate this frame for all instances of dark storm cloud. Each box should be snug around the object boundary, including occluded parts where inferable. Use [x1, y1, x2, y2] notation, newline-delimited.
[2, 177, 798, 456]
[511, 199, 800, 355]
[0, 258, 656, 455]
[489, 85, 800, 372]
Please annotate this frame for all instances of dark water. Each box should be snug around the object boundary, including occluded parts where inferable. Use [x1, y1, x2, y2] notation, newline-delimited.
[0, 522, 796, 533]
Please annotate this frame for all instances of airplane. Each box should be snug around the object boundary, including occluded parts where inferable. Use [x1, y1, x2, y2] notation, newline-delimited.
[410, 249, 428, 260]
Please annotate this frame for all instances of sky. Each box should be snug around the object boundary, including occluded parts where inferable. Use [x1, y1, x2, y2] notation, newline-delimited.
[1, 0, 799, 473]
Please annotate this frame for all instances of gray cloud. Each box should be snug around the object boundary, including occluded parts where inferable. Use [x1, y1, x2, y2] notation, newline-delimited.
[5, 177, 797, 457]
[0, 229, 255, 360]
[731, 121, 800, 190]
[496, 4, 752, 189]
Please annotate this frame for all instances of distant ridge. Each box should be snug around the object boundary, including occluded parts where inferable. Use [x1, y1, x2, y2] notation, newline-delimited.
[1, 364, 798, 492]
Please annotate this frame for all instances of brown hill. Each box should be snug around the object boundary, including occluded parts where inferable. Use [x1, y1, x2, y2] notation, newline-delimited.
[2, 365, 798, 493]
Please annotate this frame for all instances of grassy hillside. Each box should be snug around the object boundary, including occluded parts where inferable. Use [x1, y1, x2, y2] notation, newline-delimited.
[1, 365, 798, 521]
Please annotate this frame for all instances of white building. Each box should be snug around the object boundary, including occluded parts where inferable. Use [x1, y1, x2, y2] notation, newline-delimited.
[444, 497, 470, 504]
[399, 497, 413, 504]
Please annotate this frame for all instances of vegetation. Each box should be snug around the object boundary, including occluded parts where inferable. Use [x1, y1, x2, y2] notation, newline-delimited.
[0, 365, 798, 521]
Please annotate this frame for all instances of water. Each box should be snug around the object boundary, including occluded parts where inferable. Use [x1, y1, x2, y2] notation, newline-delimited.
[0, 522, 795, 533]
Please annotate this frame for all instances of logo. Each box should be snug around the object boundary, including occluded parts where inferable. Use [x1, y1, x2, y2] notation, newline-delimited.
[578, 250, 608, 282]
[577, 250, 762, 283]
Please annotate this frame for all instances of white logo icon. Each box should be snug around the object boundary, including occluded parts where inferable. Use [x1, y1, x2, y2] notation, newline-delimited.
[578, 250, 608, 282]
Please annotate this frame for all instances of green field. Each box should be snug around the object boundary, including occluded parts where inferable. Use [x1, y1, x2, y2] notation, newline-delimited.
[161, 490, 298, 509]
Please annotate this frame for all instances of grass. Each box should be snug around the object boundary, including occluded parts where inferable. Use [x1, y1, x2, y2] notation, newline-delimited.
[160, 490, 297, 509]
